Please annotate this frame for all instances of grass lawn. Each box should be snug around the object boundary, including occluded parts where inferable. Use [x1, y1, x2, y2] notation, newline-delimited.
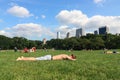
[0, 49, 120, 80]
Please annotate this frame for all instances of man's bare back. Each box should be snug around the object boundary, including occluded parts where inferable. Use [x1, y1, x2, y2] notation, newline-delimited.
[52, 54, 76, 60]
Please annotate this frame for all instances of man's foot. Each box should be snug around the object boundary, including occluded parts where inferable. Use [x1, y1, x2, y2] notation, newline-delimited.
[20, 56, 24, 58]
[16, 57, 22, 61]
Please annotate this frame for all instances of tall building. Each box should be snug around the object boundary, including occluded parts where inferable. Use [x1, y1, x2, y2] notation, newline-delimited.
[66, 32, 70, 38]
[57, 32, 60, 39]
[43, 38, 46, 44]
[94, 30, 98, 35]
[99, 26, 109, 34]
[76, 28, 85, 38]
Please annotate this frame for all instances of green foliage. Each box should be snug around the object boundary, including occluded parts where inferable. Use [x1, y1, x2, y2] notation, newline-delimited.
[0, 35, 12, 49]
[0, 50, 120, 80]
[0, 34, 120, 50]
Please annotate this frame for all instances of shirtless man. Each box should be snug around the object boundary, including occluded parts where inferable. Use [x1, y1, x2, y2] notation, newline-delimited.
[16, 54, 76, 61]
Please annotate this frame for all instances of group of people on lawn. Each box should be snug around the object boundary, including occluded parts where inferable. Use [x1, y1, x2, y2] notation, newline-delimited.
[16, 47, 120, 61]
[14, 47, 36, 53]
[15, 46, 77, 61]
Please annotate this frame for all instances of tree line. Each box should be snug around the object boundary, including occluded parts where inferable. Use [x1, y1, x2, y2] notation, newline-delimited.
[0, 33, 120, 50]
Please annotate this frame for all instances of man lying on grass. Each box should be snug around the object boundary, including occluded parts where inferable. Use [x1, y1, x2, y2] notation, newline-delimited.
[16, 54, 76, 61]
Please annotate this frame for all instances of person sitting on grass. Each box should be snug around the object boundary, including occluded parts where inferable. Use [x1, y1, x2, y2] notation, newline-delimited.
[24, 47, 29, 53]
[29, 47, 36, 52]
[104, 50, 119, 54]
[16, 54, 76, 61]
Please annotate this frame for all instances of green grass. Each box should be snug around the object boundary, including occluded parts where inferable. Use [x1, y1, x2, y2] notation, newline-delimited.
[0, 50, 120, 80]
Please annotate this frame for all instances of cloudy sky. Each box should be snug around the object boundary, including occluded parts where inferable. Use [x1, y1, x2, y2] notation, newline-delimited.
[0, 0, 120, 40]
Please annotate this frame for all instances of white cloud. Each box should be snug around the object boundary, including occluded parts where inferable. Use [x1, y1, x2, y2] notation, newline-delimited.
[86, 15, 120, 34]
[0, 23, 56, 40]
[94, 0, 105, 4]
[0, 30, 11, 37]
[56, 10, 120, 38]
[7, 5, 32, 18]
[56, 10, 88, 27]
[41, 15, 46, 19]
[93, 0, 105, 6]
[0, 30, 6, 35]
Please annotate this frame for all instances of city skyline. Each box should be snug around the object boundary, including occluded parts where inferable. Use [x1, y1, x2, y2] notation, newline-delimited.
[0, 0, 120, 40]
[58, 26, 111, 39]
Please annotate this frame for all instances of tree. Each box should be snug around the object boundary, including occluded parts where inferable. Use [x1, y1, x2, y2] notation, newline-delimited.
[90, 37, 105, 50]
[0, 35, 12, 49]
[12, 37, 29, 49]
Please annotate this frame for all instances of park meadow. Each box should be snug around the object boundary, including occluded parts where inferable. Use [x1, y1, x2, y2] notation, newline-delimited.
[0, 49, 120, 80]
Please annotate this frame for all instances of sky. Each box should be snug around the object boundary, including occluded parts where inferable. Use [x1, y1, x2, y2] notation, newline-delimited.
[0, 0, 120, 40]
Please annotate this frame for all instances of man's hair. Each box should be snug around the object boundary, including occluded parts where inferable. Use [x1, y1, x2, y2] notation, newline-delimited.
[71, 54, 76, 59]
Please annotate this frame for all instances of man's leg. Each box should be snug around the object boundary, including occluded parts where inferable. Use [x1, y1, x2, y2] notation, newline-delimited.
[17, 56, 36, 61]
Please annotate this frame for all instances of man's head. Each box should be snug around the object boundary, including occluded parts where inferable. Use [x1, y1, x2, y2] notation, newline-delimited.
[71, 54, 76, 59]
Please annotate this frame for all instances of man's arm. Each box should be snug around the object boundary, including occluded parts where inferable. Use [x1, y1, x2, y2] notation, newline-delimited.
[66, 56, 76, 61]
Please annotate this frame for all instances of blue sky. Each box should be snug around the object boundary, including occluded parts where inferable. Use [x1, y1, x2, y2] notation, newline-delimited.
[0, 0, 120, 40]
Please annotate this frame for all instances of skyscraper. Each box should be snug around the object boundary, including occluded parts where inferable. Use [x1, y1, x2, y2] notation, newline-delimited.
[76, 28, 85, 38]
[43, 38, 46, 44]
[66, 32, 70, 38]
[57, 32, 60, 39]
[94, 30, 98, 35]
[99, 26, 109, 34]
